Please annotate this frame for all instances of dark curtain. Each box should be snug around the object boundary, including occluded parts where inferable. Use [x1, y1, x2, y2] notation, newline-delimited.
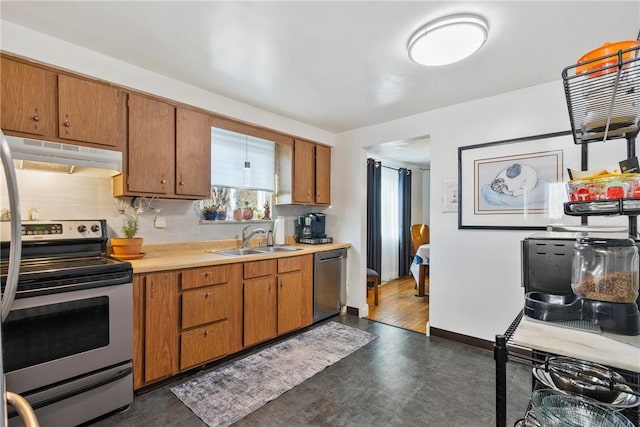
[398, 168, 412, 277]
[366, 158, 382, 275]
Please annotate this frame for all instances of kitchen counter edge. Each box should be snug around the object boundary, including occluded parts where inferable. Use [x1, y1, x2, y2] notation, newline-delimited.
[119, 243, 351, 274]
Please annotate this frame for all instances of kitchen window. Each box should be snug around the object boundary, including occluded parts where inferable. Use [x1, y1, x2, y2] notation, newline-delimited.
[211, 127, 275, 191]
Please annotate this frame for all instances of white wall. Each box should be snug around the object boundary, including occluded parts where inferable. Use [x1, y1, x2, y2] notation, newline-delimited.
[334, 81, 633, 341]
[0, 21, 334, 147]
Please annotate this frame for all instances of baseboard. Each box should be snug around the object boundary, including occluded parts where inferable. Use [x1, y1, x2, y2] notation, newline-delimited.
[430, 327, 493, 351]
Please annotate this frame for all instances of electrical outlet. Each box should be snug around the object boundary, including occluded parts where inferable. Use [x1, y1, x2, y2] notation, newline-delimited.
[154, 215, 169, 229]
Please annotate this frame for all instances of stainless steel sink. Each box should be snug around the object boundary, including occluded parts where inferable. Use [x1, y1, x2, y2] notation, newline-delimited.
[206, 246, 302, 257]
[252, 246, 302, 253]
[206, 248, 264, 257]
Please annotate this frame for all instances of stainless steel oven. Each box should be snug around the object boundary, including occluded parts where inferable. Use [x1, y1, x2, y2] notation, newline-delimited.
[0, 220, 133, 427]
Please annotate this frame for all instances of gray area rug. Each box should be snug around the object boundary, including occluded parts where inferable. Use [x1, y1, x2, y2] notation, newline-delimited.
[171, 321, 377, 427]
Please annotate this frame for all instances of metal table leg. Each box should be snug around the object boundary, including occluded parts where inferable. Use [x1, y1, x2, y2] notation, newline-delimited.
[494, 334, 507, 427]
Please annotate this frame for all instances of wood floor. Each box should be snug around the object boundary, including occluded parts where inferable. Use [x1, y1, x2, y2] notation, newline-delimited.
[365, 275, 429, 334]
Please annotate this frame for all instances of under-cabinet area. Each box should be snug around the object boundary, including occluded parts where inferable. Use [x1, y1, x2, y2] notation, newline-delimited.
[132, 253, 315, 390]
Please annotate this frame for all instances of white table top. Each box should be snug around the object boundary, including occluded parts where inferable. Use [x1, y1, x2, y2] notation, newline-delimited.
[511, 316, 640, 373]
[410, 244, 430, 284]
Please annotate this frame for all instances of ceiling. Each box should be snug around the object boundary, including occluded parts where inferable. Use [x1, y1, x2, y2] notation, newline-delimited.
[1, 1, 639, 167]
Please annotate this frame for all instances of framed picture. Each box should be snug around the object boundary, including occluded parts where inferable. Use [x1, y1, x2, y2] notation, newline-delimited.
[442, 180, 458, 212]
[458, 131, 583, 230]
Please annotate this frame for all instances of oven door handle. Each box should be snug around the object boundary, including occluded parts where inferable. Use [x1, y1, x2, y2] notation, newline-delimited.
[0, 129, 22, 321]
[6, 392, 39, 427]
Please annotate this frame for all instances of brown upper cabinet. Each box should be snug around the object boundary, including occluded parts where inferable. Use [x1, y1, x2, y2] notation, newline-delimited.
[176, 108, 212, 198]
[2, 54, 331, 203]
[275, 139, 332, 206]
[57, 74, 120, 147]
[1, 57, 56, 137]
[122, 94, 176, 196]
[114, 97, 212, 199]
[315, 143, 331, 205]
[1, 57, 121, 148]
[293, 139, 315, 204]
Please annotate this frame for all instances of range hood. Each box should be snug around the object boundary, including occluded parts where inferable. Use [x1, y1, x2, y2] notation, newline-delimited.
[5, 136, 122, 177]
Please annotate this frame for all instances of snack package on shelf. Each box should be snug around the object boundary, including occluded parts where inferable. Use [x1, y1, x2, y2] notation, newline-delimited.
[566, 170, 640, 201]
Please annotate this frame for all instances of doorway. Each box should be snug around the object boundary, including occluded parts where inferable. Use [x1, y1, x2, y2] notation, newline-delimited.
[365, 138, 430, 334]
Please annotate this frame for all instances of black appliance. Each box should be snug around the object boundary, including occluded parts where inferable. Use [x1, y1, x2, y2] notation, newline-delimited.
[294, 213, 333, 244]
[0, 219, 134, 426]
[522, 232, 640, 335]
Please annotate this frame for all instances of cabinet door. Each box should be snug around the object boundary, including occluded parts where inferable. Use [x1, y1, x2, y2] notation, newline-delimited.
[176, 108, 211, 197]
[127, 94, 175, 194]
[243, 277, 277, 347]
[181, 284, 230, 329]
[58, 74, 119, 146]
[180, 320, 230, 370]
[1, 58, 55, 137]
[315, 144, 331, 205]
[144, 272, 179, 383]
[277, 271, 304, 334]
[293, 139, 315, 204]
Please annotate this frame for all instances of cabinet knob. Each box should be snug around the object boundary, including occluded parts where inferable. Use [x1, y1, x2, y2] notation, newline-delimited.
[33, 108, 40, 123]
[201, 272, 209, 277]
[179, 181, 185, 186]
[202, 292, 210, 298]
[161, 179, 167, 184]
[63, 115, 71, 128]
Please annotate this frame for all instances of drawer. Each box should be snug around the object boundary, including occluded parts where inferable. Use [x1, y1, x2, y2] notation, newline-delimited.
[181, 265, 229, 290]
[181, 283, 230, 329]
[278, 256, 302, 273]
[243, 259, 276, 279]
[180, 320, 229, 370]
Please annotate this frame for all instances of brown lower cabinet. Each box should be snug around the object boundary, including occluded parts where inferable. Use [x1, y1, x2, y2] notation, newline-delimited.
[133, 254, 313, 390]
[134, 271, 180, 387]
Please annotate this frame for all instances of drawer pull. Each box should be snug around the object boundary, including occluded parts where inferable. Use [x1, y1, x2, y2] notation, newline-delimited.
[202, 292, 210, 298]
[201, 272, 210, 277]
[202, 330, 212, 337]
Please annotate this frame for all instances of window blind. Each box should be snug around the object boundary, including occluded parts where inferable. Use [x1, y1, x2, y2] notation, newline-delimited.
[211, 127, 275, 191]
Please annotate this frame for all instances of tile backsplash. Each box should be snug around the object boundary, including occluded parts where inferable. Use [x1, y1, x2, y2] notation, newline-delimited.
[1, 168, 318, 244]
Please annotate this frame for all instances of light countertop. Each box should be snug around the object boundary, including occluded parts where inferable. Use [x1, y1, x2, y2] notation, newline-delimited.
[511, 316, 640, 373]
[116, 240, 351, 274]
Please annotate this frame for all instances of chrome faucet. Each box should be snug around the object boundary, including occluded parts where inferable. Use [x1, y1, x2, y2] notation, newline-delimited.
[242, 225, 266, 248]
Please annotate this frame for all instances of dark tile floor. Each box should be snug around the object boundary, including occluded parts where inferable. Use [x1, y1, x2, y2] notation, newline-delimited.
[86, 316, 532, 427]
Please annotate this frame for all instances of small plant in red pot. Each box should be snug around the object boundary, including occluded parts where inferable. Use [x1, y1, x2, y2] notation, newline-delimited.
[242, 201, 254, 220]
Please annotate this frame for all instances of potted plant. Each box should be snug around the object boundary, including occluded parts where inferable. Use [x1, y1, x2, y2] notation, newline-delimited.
[204, 206, 218, 221]
[242, 201, 254, 220]
[211, 188, 230, 220]
[111, 216, 144, 257]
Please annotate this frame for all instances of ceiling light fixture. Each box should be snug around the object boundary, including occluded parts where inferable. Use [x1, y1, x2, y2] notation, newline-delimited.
[408, 14, 488, 66]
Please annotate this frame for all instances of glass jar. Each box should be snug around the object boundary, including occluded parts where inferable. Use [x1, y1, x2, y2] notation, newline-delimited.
[571, 237, 639, 303]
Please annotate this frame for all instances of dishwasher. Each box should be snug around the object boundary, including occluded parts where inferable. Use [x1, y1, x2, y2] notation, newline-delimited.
[313, 248, 347, 322]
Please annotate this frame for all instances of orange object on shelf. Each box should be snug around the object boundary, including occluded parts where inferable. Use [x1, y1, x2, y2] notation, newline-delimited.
[576, 40, 640, 77]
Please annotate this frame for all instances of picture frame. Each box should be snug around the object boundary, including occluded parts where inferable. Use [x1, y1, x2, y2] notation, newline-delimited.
[442, 180, 458, 213]
[458, 130, 585, 230]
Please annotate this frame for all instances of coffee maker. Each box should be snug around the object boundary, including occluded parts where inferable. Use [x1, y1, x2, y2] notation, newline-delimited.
[294, 213, 332, 244]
